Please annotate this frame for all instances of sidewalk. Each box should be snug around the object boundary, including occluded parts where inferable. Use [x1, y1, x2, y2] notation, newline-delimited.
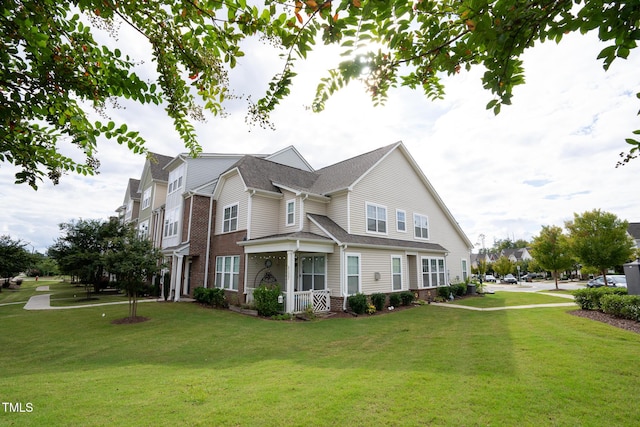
[23, 293, 161, 310]
[431, 292, 576, 311]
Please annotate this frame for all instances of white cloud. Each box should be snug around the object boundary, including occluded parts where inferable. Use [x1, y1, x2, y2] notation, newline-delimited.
[2, 28, 639, 253]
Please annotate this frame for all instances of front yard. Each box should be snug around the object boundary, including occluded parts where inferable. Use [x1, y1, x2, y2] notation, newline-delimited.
[1, 281, 638, 426]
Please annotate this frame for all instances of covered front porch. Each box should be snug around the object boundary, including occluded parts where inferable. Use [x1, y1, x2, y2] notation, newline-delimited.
[239, 234, 335, 314]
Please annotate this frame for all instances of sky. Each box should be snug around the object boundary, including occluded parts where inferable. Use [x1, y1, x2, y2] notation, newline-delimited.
[2, 19, 639, 254]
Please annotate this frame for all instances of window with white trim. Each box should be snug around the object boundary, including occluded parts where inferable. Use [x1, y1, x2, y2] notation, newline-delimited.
[391, 256, 402, 291]
[396, 210, 406, 232]
[168, 167, 184, 194]
[138, 219, 150, 239]
[286, 199, 295, 226]
[421, 257, 446, 287]
[346, 254, 360, 295]
[223, 203, 238, 233]
[163, 207, 180, 237]
[141, 187, 151, 210]
[414, 214, 429, 239]
[215, 256, 239, 290]
[301, 255, 325, 291]
[366, 203, 387, 234]
[461, 259, 468, 281]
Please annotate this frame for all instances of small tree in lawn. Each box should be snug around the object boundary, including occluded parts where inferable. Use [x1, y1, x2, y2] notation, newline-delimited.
[105, 227, 163, 321]
[493, 256, 514, 279]
[0, 235, 33, 289]
[530, 225, 574, 290]
[566, 210, 635, 286]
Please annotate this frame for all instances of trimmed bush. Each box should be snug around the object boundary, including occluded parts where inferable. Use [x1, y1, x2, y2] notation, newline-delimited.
[370, 293, 386, 311]
[193, 287, 228, 308]
[389, 293, 401, 307]
[400, 291, 415, 306]
[347, 293, 368, 314]
[573, 287, 627, 311]
[601, 294, 640, 321]
[253, 284, 282, 317]
[451, 283, 467, 297]
[437, 286, 452, 300]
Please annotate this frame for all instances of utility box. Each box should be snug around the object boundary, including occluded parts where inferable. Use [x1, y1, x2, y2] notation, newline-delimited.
[623, 260, 640, 296]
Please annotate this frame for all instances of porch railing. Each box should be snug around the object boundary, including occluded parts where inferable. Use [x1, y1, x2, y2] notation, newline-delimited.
[293, 289, 331, 313]
[244, 288, 331, 313]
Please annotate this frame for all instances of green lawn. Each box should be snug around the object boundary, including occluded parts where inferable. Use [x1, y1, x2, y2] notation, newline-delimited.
[1, 284, 638, 426]
[450, 291, 572, 308]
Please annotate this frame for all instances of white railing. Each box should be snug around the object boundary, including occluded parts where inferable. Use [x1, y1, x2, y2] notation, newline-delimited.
[294, 289, 331, 313]
[245, 288, 330, 313]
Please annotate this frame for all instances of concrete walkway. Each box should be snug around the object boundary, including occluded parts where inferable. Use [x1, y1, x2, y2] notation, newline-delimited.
[431, 291, 576, 311]
[23, 293, 161, 311]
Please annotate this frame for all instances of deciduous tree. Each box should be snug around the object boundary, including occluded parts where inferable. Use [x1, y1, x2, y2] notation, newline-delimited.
[493, 256, 513, 279]
[0, 235, 32, 288]
[3, 0, 639, 189]
[530, 225, 574, 289]
[104, 227, 163, 320]
[565, 210, 635, 285]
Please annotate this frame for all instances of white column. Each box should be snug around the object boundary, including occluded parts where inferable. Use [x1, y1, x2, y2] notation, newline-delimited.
[174, 255, 184, 302]
[285, 250, 295, 313]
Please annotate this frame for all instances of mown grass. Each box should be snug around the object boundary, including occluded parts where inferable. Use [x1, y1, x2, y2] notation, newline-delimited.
[451, 291, 573, 308]
[1, 285, 638, 426]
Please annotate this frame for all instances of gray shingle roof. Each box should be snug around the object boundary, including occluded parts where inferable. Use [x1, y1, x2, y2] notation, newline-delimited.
[308, 214, 448, 252]
[629, 222, 640, 240]
[128, 178, 141, 199]
[229, 142, 399, 196]
[147, 152, 173, 182]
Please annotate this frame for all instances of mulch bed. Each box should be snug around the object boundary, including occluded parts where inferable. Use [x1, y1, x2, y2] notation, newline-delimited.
[111, 316, 150, 325]
[568, 309, 640, 334]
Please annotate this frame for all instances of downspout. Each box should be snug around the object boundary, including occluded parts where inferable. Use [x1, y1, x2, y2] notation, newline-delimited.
[341, 244, 348, 311]
[203, 195, 213, 288]
[187, 194, 194, 243]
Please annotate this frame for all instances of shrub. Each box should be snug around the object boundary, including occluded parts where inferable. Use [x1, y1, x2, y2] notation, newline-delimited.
[437, 286, 452, 300]
[573, 287, 627, 311]
[366, 304, 376, 315]
[601, 294, 640, 321]
[253, 284, 282, 317]
[348, 293, 368, 314]
[448, 283, 466, 297]
[400, 291, 415, 306]
[389, 293, 401, 307]
[193, 287, 228, 308]
[370, 293, 386, 311]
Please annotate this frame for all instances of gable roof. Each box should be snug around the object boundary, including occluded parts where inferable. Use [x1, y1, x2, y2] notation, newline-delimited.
[308, 214, 448, 252]
[127, 178, 141, 200]
[217, 141, 472, 249]
[628, 222, 640, 240]
[147, 152, 173, 182]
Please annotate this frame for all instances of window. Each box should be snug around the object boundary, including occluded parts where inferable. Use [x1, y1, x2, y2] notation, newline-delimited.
[422, 257, 446, 287]
[346, 254, 360, 295]
[286, 199, 295, 226]
[366, 203, 387, 233]
[168, 167, 184, 194]
[301, 255, 325, 291]
[215, 256, 239, 290]
[223, 203, 238, 233]
[163, 208, 180, 237]
[461, 259, 468, 281]
[391, 256, 402, 291]
[138, 219, 149, 239]
[141, 187, 151, 210]
[414, 214, 429, 239]
[396, 210, 406, 232]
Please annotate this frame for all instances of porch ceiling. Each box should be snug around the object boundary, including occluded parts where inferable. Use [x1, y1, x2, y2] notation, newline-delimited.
[239, 232, 335, 254]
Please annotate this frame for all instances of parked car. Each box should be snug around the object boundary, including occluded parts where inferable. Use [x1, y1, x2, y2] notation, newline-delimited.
[521, 273, 535, 282]
[484, 274, 496, 282]
[587, 275, 627, 288]
[502, 274, 517, 284]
